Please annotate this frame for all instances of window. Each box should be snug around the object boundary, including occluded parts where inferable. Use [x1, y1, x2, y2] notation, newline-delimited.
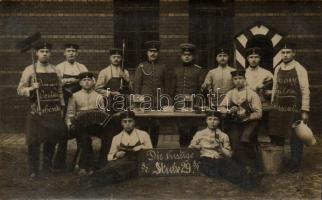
[114, 0, 159, 68]
[189, 0, 234, 68]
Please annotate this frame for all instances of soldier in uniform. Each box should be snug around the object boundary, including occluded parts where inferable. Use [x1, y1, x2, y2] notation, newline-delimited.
[134, 40, 167, 147]
[17, 41, 66, 179]
[79, 110, 153, 188]
[202, 47, 235, 107]
[173, 43, 205, 147]
[245, 47, 273, 140]
[66, 72, 106, 174]
[219, 69, 262, 169]
[55, 43, 88, 170]
[95, 48, 131, 112]
[189, 110, 262, 190]
[269, 41, 310, 172]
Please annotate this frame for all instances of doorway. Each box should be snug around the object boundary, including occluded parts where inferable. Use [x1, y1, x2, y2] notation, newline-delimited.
[246, 35, 274, 72]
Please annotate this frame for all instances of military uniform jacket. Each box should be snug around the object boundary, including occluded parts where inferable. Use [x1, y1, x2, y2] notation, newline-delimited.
[173, 63, 204, 95]
[134, 61, 166, 96]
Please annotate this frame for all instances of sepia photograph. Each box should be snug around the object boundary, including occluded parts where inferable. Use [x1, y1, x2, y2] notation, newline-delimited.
[0, 0, 321, 199]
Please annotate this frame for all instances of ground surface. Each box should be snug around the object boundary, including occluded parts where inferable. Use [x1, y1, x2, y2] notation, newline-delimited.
[0, 134, 321, 199]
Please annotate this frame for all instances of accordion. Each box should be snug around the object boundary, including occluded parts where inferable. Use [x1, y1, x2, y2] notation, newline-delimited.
[73, 110, 112, 128]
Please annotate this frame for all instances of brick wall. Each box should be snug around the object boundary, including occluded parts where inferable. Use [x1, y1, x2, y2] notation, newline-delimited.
[1, 0, 322, 133]
[234, 0, 322, 132]
[0, 1, 114, 132]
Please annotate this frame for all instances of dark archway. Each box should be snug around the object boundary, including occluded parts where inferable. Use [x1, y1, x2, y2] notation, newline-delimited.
[235, 23, 284, 70]
[246, 35, 274, 72]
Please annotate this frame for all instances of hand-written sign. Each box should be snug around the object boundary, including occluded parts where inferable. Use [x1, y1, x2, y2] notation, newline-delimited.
[138, 148, 201, 176]
[37, 73, 62, 115]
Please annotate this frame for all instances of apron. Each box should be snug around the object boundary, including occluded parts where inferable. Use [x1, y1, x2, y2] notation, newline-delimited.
[269, 68, 301, 137]
[106, 130, 142, 180]
[104, 67, 123, 112]
[26, 72, 67, 145]
[62, 63, 82, 104]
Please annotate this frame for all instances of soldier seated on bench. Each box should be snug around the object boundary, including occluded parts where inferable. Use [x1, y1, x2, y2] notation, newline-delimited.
[79, 110, 153, 188]
[189, 110, 263, 190]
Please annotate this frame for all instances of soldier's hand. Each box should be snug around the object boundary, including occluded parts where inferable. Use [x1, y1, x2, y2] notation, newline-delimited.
[66, 122, 72, 130]
[229, 106, 238, 114]
[119, 70, 125, 78]
[201, 83, 207, 90]
[302, 111, 309, 124]
[110, 91, 121, 96]
[241, 116, 249, 122]
[115, 151, 126, 159]
[133, 145, 144, 152]
[31, 82, 40, 90]
[211, 151, 221, 159]
[70, 78, 78, 83]
[238, 112, 247, 119]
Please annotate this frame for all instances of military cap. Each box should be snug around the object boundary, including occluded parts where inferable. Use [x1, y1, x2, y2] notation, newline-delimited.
[280, 40, 296, 50]
[64, 43, 79, 50]
[119, 110, 136, 120]
[109, 48, 123, 56]
[231, 69, 246, 77]
[215, 47, 230, 56]
[180, 43, 197, 54]
[246, 47, 262, 57]
[33, 40, 53, 50]
[205, 110, 222, 119]
[144, 40, 161, 51]
[78, 72, 94, 80]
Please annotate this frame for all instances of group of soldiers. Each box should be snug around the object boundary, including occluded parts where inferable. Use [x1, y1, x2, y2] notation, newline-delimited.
[17, 39, 310, 190]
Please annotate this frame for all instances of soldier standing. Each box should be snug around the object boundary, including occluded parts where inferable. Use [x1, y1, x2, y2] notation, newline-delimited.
[17, 41, 67, 179]
[55, 43, 88, 170]
[245, 47, 273, 140]
[95, 48, 131, 107]
[269, 41, 310, 173]
[134, 40, 167, 147]
[173, 43, 205, 147]
[202, 47, 235, 106]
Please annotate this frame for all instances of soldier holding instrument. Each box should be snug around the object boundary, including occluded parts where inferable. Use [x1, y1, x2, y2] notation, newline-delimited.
[219, 69, 262, 170]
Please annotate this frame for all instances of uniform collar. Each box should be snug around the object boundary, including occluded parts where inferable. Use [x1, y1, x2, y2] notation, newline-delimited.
[218, 64, 229, 69]
[110, 64, 121, 68]
[281, 60, 296, 70]
[234, 85, 247, 92]
[147, 59, 159, 64]
[183, 62, 194, 67]
[248, 66, 260, 71]
[81, 88, 94, 94]
[65, 60, 78, 65]
[207, 127, 217, 133]
[37, 61, 50, 67]
[122, 128, 136, 136]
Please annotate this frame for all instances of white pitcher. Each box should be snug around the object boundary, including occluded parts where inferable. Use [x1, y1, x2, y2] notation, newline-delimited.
[292, 120, 317, 146]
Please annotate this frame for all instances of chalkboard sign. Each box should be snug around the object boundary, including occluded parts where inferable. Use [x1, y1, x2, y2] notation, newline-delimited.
[37, 73, 62, 115]
[138, 148, 201, 176]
